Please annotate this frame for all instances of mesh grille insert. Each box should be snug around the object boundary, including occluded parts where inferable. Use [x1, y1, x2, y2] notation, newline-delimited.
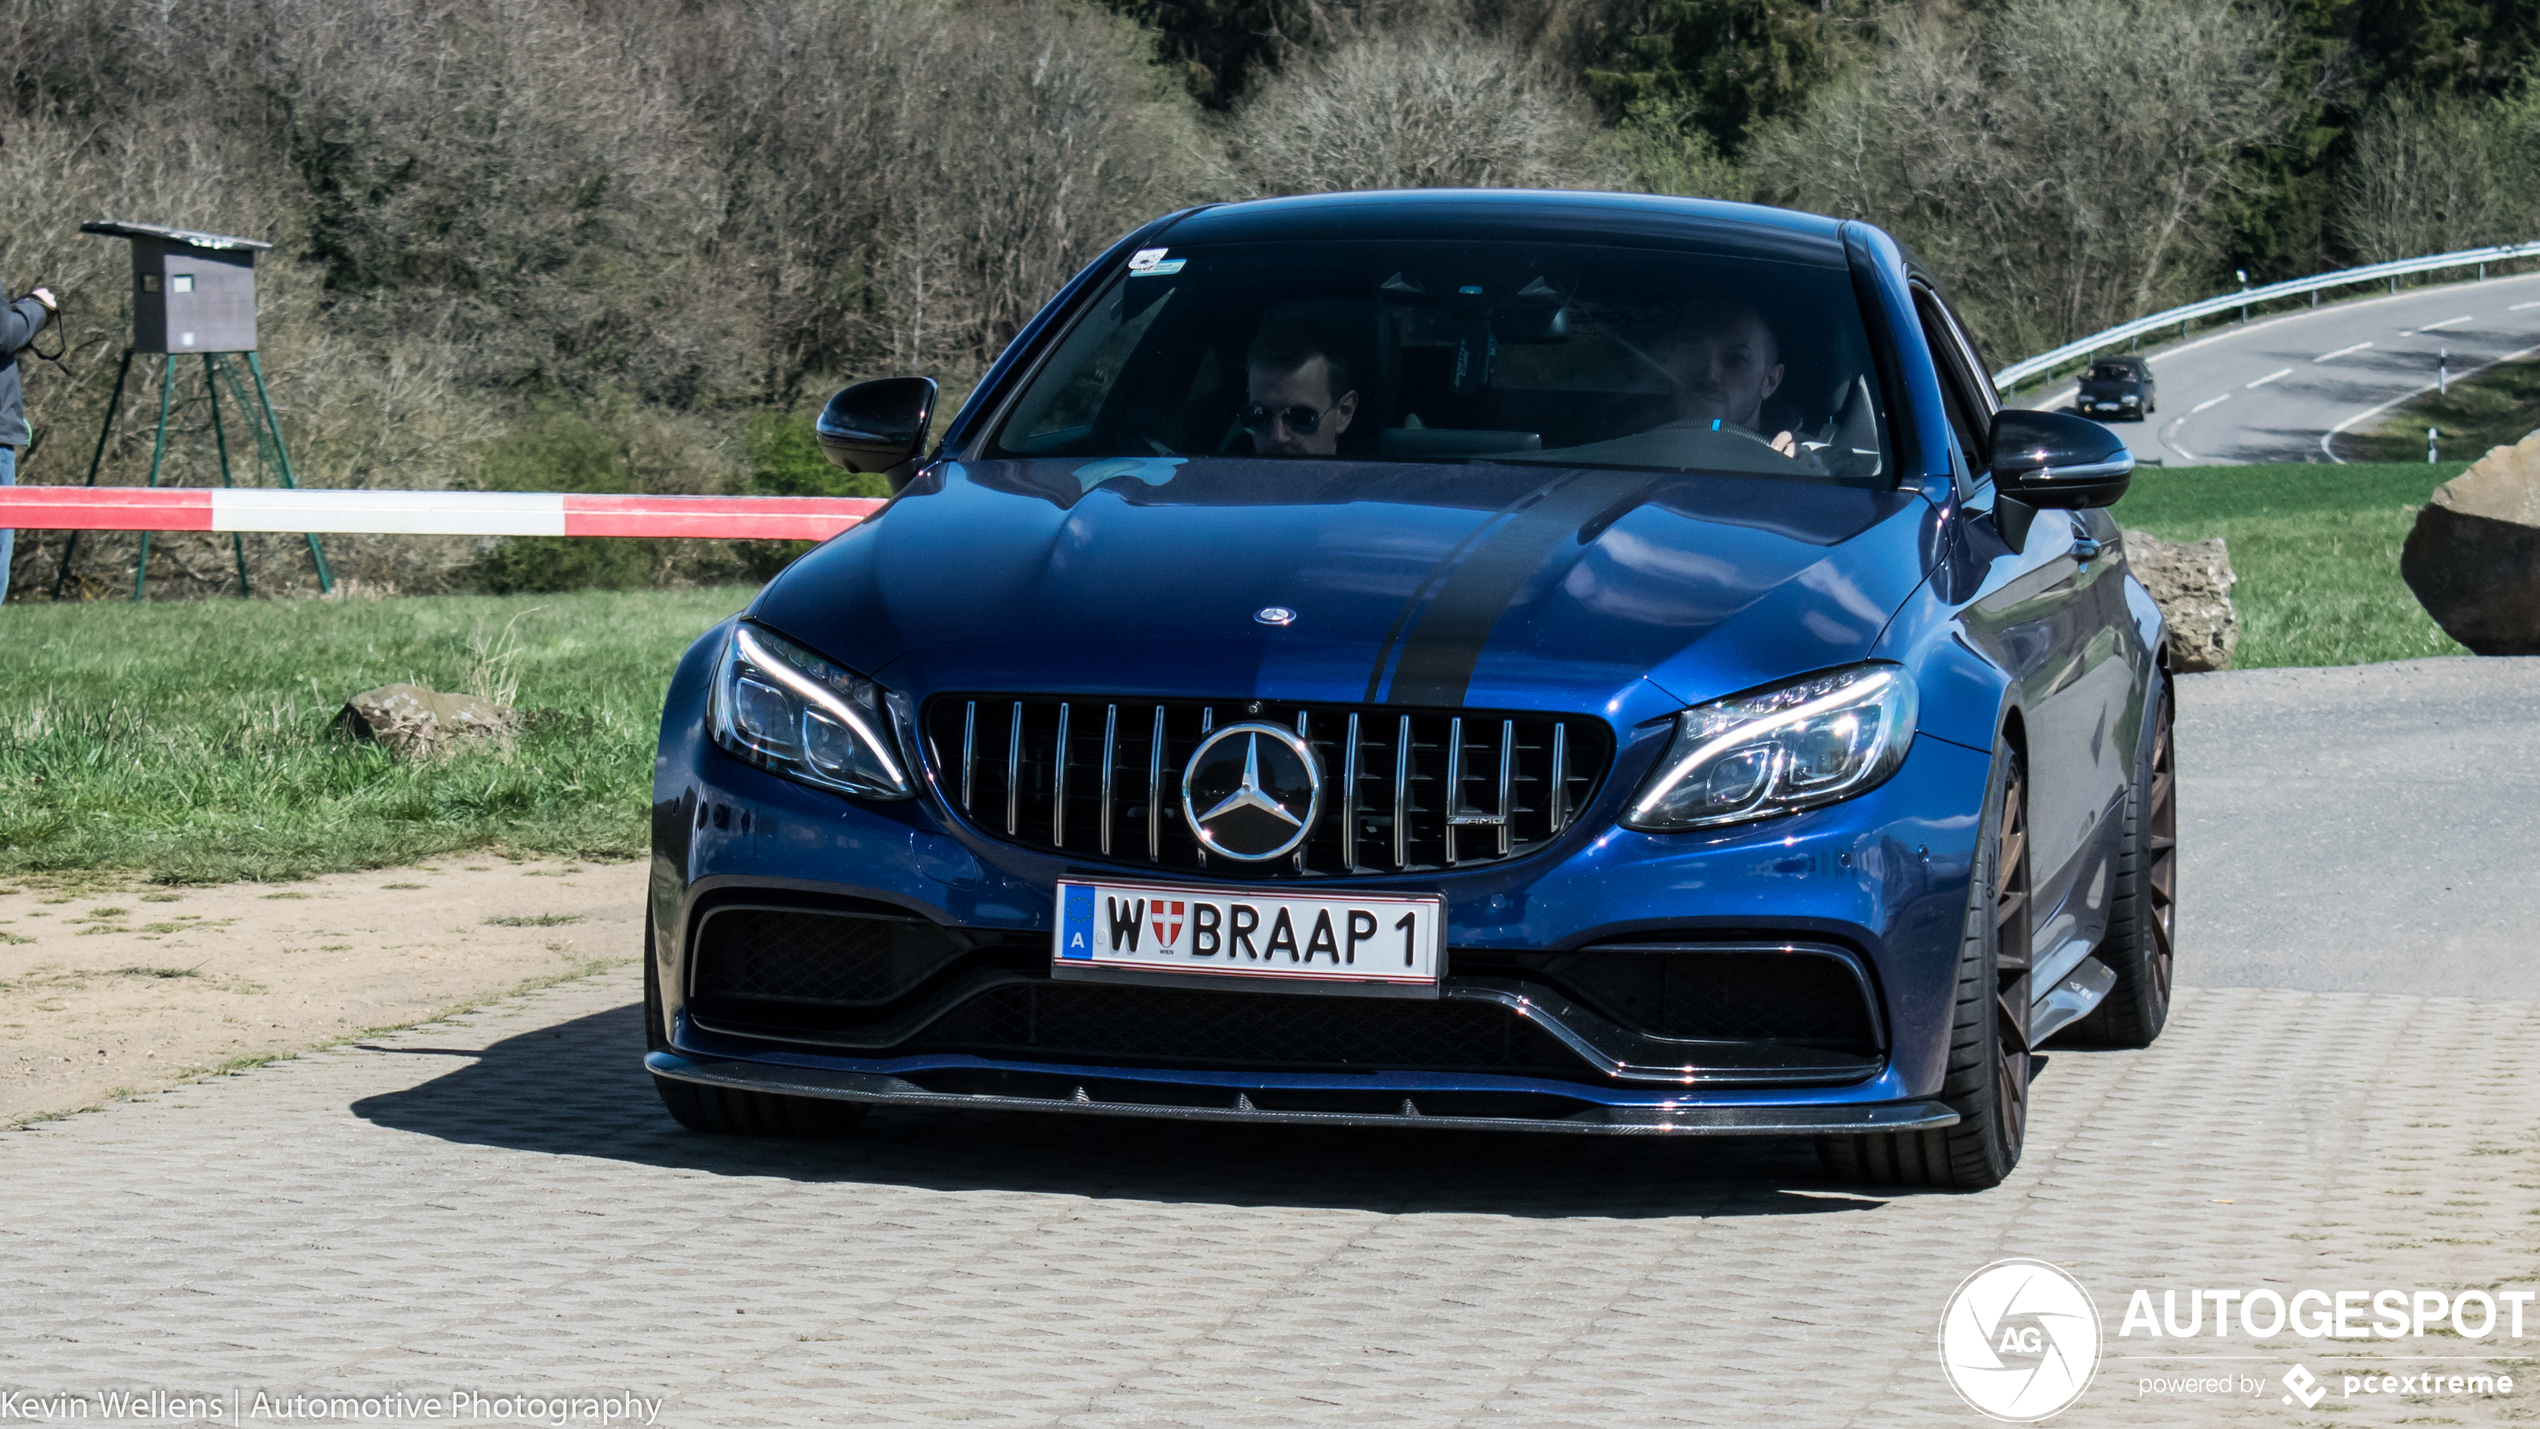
[1544, 946, 1879, 1046]
[690, 905, 967, 1008]
[907, 982, 1590, 1073]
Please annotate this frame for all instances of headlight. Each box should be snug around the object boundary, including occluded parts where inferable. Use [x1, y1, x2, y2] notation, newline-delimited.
[1624, 664, 1917, 830]
[709, 623, 912, 799]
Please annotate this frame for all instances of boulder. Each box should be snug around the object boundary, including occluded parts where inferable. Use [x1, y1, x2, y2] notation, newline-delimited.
[2122, 530, 2239, 672]
[333, 683, 520, 757]
[2401, 430, 2540, 654]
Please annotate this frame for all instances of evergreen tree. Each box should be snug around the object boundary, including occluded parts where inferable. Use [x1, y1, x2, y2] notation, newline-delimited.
[1585, 0, 1873, 158]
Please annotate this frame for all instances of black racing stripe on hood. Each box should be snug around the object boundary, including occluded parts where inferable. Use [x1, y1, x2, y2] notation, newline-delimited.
[1380, 468, 1662, 707]
[1358, 483, 1545, 704]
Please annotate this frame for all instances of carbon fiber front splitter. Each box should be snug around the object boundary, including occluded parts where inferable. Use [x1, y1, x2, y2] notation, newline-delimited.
[643, 1050, 1960, 1137]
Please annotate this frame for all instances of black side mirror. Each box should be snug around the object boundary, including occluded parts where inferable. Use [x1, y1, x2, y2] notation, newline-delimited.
[817, 377, 938, 478]
[1986, 408, 2133, 508]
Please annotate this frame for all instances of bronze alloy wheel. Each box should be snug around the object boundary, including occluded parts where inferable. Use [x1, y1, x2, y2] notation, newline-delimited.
[2073, 676, 2176, 1047]
[1820, 742, 2031, 1189]
[2145, 688, 2177, 1007]
[1988, 760, 2032, 1156]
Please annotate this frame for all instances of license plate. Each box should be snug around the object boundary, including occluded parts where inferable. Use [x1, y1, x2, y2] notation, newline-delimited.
[1051, 878, 1443, 998]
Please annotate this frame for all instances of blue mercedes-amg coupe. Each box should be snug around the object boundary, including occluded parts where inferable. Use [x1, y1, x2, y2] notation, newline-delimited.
[643, 191, 2175, 1190]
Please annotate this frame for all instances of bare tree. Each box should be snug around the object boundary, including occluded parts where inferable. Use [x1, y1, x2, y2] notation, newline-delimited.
[1228, 25, 1621, 194]
[2333, 92, 2533, 261]
[1752, 0, 2288, 357]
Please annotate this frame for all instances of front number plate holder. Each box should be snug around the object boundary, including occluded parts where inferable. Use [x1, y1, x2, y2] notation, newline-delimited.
[1050, 878, 1443, 1000]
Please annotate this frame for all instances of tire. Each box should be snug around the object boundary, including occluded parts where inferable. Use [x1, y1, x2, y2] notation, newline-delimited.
[2068, 673, 2176, 1048]
[644, 911, 869, 1137]
[652, 1073, 869, 1137]
[1820, 742, 2032, 1190]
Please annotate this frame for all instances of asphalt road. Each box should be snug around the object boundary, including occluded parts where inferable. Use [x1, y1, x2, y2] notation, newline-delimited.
[2020, 268, 2540, 463]
[2176, 655, 2540, 1001]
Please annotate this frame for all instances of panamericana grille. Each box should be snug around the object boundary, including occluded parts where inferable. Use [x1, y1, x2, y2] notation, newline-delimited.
[907, 982, 1589, 1073]
[920, 695, 1611, 877]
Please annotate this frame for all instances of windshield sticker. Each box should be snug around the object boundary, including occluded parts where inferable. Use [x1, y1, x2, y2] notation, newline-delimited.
[1127, 247, 1172, 272]
[1132, 258, 1185, 277]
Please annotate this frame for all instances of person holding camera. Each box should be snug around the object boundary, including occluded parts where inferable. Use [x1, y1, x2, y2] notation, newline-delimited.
[0, 278, 57, 604]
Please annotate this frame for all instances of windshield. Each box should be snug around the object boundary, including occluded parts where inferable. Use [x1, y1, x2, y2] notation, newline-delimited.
[986, 239, 1893, 486]
[2089, 362, 2137, 381]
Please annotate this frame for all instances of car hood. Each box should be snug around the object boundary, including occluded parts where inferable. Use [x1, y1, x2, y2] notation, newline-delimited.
[750, 456, 1935, 727]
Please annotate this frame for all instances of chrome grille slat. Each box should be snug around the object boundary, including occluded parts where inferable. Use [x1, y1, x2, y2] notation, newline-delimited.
[1497, 718, 1515, 857]
[1341, 711, 1362, 872]
[1051, 703, 1072, 847]
[1147, 705, 1165, 862]
[1194, 707, 1212, 867]
[1444, 716, 1465, 867]
[1098, 705, 1118, 857]
[1392, 714, 1412, 871]
[923, 696, 1608, 880]
[960, 701, 976, 811]
[1005, 701, 1022, 838]
[1551, 723, 1570, 834]
[1293, 709, 1312, 874]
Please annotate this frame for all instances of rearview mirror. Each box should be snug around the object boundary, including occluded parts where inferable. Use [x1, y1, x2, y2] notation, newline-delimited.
[816, 377, 938, 476]
[1986, 409, 2132, 508]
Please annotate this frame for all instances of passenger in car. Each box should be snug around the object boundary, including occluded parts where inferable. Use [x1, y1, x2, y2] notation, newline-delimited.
[1661, 301, 1799, 456]
[1242, 322, 1361, 457]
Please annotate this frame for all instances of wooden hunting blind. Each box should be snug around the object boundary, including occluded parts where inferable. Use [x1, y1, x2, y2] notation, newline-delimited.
[80, 220, 270, 353]
[57, 220, 330, 598]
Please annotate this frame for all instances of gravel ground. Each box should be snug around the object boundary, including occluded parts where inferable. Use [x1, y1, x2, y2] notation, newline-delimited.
[2, 657, 2536, 1425]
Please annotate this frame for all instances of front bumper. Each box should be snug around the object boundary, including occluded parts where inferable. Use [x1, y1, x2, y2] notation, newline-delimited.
[646, 1048, 1961, 1137]
[651, 658, 1998, 1125]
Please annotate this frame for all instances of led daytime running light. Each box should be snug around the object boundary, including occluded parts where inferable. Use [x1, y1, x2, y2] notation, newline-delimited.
[715, 623, 910, 798]
[1625, 664, 1915, 831]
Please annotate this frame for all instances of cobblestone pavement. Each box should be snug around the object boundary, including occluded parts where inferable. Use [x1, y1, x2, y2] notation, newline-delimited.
[3, 968, 2534, 1427]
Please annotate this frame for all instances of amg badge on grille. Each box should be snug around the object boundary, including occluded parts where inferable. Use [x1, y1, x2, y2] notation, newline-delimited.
[1180, 722, 1322, 861]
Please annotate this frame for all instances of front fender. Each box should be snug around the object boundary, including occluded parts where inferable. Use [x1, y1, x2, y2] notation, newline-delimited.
[1873, 571, 2015, 757]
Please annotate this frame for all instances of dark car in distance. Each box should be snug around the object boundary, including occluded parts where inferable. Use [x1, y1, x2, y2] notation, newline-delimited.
[642, 190, 2177, 1191]
[2076, 356, 2155, 421]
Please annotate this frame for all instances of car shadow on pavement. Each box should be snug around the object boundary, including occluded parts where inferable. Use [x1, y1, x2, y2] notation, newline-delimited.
[351, 1001, 1897, 1219]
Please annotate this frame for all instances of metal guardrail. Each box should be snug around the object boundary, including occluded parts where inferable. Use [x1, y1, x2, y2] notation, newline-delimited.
[1992, 240, 2540, 388]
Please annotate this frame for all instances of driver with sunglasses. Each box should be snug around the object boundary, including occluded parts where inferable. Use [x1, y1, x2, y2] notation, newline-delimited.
[1241, 322, 1359, 457]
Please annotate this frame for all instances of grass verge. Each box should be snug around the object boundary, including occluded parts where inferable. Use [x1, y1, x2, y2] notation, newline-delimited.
[0, 470, 2475, 880]
[2111, 462, 2468, 669]
[0, 587, 748, 882]
[2349, 355, 2540, 464]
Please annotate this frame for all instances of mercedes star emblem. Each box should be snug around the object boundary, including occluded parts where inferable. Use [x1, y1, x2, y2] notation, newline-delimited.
[1180, 721, 1322, 861]
[1254, 606, 1297, 626]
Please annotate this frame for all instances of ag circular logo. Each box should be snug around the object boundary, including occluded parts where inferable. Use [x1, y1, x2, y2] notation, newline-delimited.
[1938, 1259, 2101, 1422]
[1180, 722, 1321, 861]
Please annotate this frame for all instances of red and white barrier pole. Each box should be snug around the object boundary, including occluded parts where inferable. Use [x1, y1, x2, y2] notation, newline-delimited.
[0, 487, 884, 541]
